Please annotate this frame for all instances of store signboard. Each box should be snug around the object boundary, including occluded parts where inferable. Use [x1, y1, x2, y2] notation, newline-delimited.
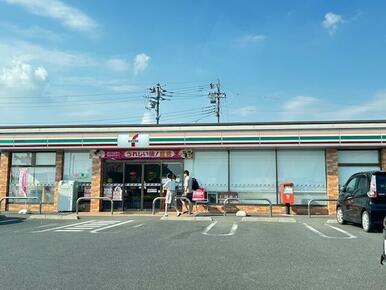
[100, 149, 184, 160]
[118, 134, 149, 148]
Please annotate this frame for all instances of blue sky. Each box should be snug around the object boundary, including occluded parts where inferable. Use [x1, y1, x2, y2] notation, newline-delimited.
[0, 0, 385, 125]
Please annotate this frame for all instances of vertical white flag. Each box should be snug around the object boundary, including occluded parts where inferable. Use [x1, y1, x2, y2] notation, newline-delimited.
[19, 167, 28, 196]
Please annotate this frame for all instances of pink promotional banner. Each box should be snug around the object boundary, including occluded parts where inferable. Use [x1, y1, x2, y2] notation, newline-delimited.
[18, 167, 28, 196]
[99, 149, 184, 160]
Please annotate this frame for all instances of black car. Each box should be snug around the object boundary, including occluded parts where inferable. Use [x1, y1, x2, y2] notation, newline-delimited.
[381, 217, 386, 265]
[336, 170, 386, 232]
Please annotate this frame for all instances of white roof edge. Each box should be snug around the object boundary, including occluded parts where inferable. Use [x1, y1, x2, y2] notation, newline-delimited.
[1, 122, 386, 134]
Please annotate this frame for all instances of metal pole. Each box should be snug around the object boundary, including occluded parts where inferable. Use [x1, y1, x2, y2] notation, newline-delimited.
[216, 81, 220, 123]
[308, 199, 337, 218]
[156, 83, 160, 124]
[223, 198, 273, 217]
[0, 197, 41, 214]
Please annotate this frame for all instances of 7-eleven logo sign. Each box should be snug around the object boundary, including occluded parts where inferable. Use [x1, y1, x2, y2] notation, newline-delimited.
[130, 133, 139, 147]
[118, 134, 149, 148]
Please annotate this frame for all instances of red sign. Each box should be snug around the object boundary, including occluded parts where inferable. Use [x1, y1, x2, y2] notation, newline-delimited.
[100, 149, 184, 160]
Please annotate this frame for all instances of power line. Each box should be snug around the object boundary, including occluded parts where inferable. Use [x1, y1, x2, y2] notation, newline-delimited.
[4, 90, 147, 100]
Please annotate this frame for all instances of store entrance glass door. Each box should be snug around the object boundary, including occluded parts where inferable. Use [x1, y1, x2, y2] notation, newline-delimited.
[143, 164, 161, 209]
[124, 164, 142, 209]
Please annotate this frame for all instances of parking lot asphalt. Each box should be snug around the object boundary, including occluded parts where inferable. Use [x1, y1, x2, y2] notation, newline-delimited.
[0, 214, 385, 290]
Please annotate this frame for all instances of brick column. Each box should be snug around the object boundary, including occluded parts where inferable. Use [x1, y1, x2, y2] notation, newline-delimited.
[326, 148, 339, 215]
[53, 151, 64, 211]
[90, 158, 102, 212]
[381, 148, 386, 171]
[0, 152, 10, 211]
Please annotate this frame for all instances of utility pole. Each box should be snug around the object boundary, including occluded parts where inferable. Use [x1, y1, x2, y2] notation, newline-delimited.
[147, 83, 166, 124]
[208, 80, 226, 123]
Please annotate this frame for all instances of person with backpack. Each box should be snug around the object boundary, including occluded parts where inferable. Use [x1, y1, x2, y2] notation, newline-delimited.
[182, 170, 193, 214]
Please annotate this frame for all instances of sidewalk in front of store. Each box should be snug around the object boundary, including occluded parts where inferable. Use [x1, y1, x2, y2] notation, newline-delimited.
[0, 209, 335, 221]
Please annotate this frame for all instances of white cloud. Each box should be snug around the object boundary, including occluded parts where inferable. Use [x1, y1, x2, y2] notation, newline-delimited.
[0, 61, 48, 88]
[338, 91, 386, 119]
[141, 111, 154, 124]
[106, 58, 130, 72]
[0, 40, 95, 67]
[0, 22, 62, 42]
[56, 76, 143, 93]
[237, 34, 266, 47]
[280, 92, 386, 121]
[133, 53, 150, 75]
[322, 12, 344, 35]
[280, 96, 327, 120]
[235, 106, 257, 117]
[282, 96, 320, 111]
[4, 0, 97, 32]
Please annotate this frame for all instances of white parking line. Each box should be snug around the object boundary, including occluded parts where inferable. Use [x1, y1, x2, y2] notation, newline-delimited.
[132, 224, 144, 228]
[326, 224, 357, 239]
[202, 221, 217, 235]
[303, 223, 357, 239]
[90, 220, 134, 233]
[0, 219, 19, 224]
[55, 229, 84, 232]
[32, 220, 97, 233]
[202, 221, 238, 236]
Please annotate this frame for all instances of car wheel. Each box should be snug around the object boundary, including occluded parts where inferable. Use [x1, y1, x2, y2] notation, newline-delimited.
[336, 207, 346, 224]
[362, 211, 373, 232]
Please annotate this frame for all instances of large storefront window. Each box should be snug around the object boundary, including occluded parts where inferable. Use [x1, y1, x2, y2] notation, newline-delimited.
[9, 152, 56, 203]
[230, 150, 276, 202]
[277, 150, 326, 205]
[63, 152, 92, 182]
[338, 150, 380, 187]
[190, 151, 228, 192]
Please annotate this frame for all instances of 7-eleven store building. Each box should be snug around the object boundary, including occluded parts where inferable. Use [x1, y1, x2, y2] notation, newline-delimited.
[1, 121, 386, 215]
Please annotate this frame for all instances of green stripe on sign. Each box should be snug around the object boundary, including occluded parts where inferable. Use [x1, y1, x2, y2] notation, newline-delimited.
[300, 136, 340, 141]
[0, 140, 13, 143]
[261, 136, 299, 141]
[83, 138, 117, 143]
[341, 135, 381, 140]
[48, 139, 80, 143]
[14, 139, 47, 143]
[185, 137, 222, 142]
[150, 138, 184, 142]
[222, 136, 259, 141]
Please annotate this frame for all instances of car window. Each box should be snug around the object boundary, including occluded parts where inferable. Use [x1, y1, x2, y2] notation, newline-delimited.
[345, 177, 357, 194]
[376, 174, 386, 194]
[355, 176, 369, 196]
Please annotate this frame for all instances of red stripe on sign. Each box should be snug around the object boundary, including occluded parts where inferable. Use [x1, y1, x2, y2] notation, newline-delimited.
[300, 141, 340, 144]
[221, 142, 260, 145]
[11, 143, 117, 148]
[150, 142, 223, 146]
[260, 142, 299, 145]
[340, 141, 381, 144]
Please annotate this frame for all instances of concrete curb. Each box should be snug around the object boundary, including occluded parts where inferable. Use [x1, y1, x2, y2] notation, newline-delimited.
[28, 214, 78, 220]
[242, 217, 297, 223]
[160, 216, 213, 221]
